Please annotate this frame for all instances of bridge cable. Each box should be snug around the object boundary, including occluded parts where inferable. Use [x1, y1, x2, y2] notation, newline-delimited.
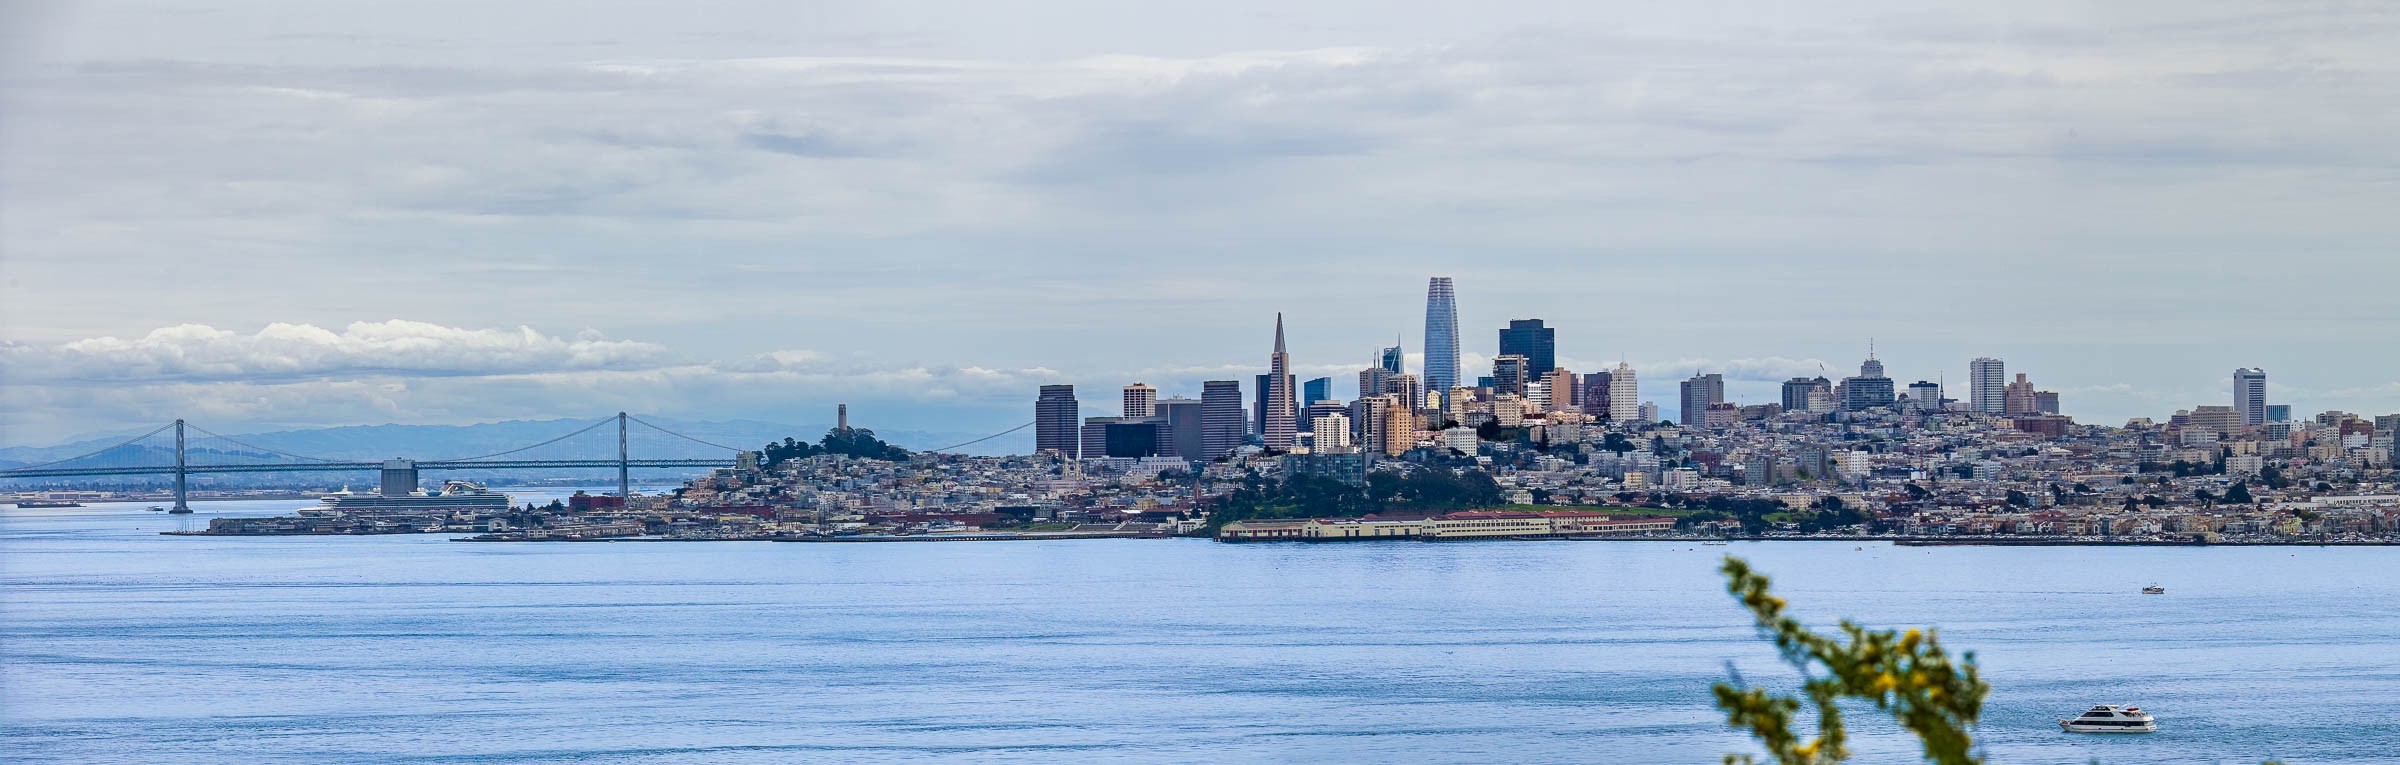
[183, 424, 350, 463]
[925, 421, 1034, 454]
[1, 422, 177, 472]
[622, 414, 745, 452]
[431, 416, 617, 462]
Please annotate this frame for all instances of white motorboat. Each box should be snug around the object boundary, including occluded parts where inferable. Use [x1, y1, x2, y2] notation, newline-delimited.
[2060, 705, 2156, 733]
[2141, 584, 2165, 595]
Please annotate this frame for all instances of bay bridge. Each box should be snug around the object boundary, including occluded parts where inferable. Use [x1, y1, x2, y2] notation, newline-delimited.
[0, 413, 743, 511]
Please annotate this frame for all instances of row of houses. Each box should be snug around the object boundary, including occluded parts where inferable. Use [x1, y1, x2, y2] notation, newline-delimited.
[1219, 509, 1676, 542]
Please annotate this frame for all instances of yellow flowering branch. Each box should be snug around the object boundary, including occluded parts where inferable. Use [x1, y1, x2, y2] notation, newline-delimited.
[1713, 556, 1990, 765]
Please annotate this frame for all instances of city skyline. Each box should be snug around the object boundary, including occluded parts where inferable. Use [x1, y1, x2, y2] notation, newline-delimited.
[7, 5, 2399, 765]
[0, 299, 2383, 448]
[6, 3, 2399, 445]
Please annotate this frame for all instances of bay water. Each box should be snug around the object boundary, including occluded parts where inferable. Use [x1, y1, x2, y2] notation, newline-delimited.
[5, 496, 2395, 764]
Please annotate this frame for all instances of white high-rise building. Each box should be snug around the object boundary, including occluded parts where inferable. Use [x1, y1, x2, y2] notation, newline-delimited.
[1969, 358, 2006, 415]
[1120, 383, 1156, 418]
[1311, 414, 1352, 450]
[2234, 368, 2268, 426]
[1608, 362, 1640, 423]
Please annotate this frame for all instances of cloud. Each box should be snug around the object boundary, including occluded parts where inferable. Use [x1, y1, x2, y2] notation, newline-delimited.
[0, 320, 1072, 445]
[2, 320, 669, 382]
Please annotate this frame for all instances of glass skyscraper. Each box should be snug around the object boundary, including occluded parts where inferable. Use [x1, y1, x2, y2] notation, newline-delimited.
[1423, 277, 1459, 398]
[1498, 318, 1555, 376]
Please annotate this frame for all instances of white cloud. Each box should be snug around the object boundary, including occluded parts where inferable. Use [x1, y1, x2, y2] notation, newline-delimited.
[0, 320, 1069, 445]
[3, 320, 669, 382]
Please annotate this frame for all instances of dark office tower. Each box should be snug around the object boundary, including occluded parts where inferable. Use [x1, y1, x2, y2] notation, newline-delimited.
[1304, 377, 1332, 405]
[1379, 344, 1404, 375]
[1781, 377, 1819, 412]
[1035, 385, 1080, 455]
[1842, 352, 1896, 412]
[1491, 355, 1530, 396]
[1088, 419, 1159, 458]
[1582, 371, 1613, 418]
[1359, 366, 1392, 402]
[1155, 398, 1203, 459]
[1253, 373, 1271, 436]
[1498, 319, 1556, 376]
[1423, 277, 1460, 396]
[1680, 373, 1725, 426]
[1200, 380, 1245, 460]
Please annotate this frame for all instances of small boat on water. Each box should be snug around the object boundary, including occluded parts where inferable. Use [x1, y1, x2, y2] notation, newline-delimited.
[148, 505, 166, 511]
[2060, 705, 2156, 733]
[2141, 584, 2165, 595]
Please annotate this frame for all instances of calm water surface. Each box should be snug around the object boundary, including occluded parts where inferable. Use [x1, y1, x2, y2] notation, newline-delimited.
[5, 496, 2396, 764]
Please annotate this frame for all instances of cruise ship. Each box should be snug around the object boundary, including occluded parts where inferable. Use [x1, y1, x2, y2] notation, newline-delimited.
[299, 481, 512, 516]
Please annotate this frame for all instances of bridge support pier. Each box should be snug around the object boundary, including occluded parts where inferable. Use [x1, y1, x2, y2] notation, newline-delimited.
[173, 419, 188, 512]
[617, 412, 630, 500]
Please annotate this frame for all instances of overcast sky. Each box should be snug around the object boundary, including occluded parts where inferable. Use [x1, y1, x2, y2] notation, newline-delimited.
[3, 1, 2396, 446]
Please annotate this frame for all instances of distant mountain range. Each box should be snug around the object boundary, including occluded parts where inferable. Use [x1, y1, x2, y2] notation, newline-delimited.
[0, 416, 1031, 470]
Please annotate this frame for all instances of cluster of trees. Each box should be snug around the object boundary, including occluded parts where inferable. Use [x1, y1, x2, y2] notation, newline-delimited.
[2258, 465, 2292, 489]
[1674, 496, 1789, 535]
[1474, 419, 1520, 442]
[2138, 455, 2229, 478]
[759, 427, 912, 468]
[1600, 432, 1637, 453]
[1204, 466, 1505, 532]
[1367, 466, 1505, 509]
[1790, 496, 1869, 533]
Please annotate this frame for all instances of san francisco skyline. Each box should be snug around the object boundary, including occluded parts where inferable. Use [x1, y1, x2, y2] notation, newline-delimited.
[5, 1, 2397, 444]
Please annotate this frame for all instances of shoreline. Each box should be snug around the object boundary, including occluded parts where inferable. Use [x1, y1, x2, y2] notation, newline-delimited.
[1213, 534, 2400, 547]
[447, 531, 1174, 543]
[158, 528, 2400, 546]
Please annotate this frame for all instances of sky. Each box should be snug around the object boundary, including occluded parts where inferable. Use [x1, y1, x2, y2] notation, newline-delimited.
[2, 1, 2397, 447]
